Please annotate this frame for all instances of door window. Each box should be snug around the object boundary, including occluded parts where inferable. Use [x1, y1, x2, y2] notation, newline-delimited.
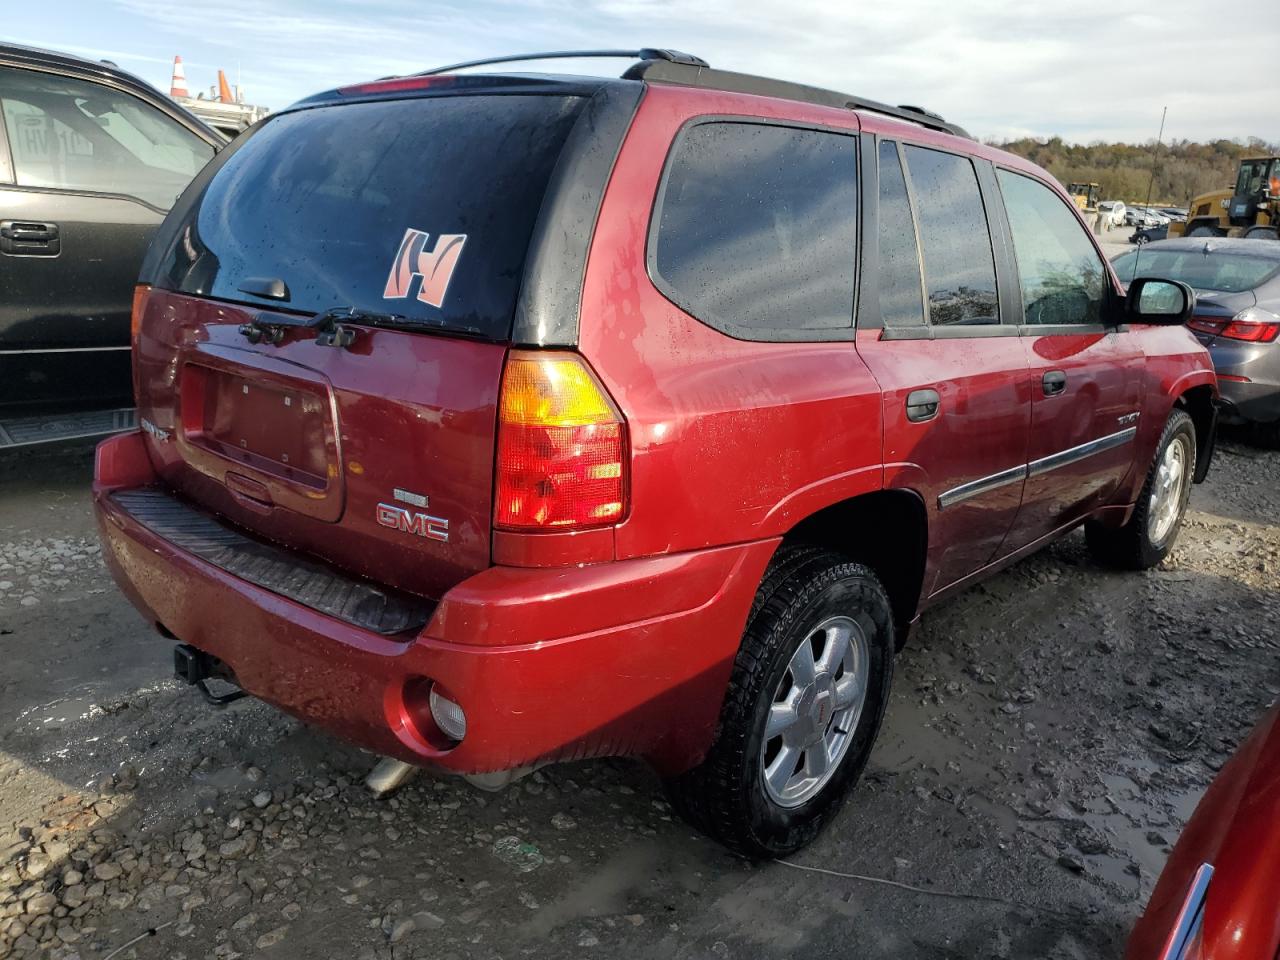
[877, 141, 926, 328]
[902, 145, 1000, 326]
[652, 121, 858, 338]
[997, 169, 1106, 326]
[0, 66, 213, 209]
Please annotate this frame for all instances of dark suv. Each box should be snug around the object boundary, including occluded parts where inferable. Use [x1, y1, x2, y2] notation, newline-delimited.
[0, 43, 218, 445]
[94, 50, 1217, 856]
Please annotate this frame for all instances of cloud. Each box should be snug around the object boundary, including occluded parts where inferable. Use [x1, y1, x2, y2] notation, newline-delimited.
[42, 0, 1280, 142]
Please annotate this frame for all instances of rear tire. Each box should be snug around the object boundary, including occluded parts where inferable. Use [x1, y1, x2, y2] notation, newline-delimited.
[665, 546, 894, 858]
[1086, 410, 1196, 570]
[1243, 225, 1279, 241]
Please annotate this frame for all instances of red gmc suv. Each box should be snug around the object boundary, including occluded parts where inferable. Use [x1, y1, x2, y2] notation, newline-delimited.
[93, 49, 1218, 857]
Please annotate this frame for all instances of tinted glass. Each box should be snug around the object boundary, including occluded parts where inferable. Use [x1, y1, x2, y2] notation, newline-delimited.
[877, 141, 925, 327]
[158, 95, 585, 340]
[0, 66, 213, 208]
[903, 146, 999, 326]
[654, 122, 857, 335]
[997, 170, 1106, 325]
[1112, 248, 1280, 294]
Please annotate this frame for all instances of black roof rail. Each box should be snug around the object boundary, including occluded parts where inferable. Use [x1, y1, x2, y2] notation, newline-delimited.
[417, 48, 707, 77]
[624, 59, 971, 140]
[411, 48, 968, 139]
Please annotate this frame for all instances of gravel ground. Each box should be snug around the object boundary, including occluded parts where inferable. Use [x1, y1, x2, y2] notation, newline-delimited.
[1, 432, 1278, 960]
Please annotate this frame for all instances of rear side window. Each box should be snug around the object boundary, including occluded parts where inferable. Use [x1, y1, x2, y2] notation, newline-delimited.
[155, 95, 586, 340]
[651, 121, 857, 338]
[903, 145, 999, 326]
[877, 141, 926, 328]
[997, 170, 1106, 325]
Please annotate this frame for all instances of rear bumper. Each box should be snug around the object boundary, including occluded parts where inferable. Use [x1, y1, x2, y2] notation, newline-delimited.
[94, 431, 775, 776]
[1206, 340, 1280, 425]
[1216, 378, 1280, 425]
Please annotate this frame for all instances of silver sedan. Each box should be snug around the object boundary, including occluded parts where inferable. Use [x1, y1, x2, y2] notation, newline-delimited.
[1114, 238, 1280, 439]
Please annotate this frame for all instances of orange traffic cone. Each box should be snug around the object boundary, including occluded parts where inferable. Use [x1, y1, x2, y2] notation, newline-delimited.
[217, 69, 233, 104]
[170, 56, 189, 98]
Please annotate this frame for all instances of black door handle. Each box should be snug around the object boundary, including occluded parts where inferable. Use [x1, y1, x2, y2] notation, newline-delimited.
[1042, 370, 1067, 396]
[0, 220, 60, 256]
[906, 388, 940, 422]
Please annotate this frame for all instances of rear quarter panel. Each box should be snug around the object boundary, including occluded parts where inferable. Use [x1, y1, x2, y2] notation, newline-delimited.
[578, 85, 884, 561]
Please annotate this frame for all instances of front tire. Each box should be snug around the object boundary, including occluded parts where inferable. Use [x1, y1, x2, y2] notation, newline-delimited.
[1086, 410, 1196, 569]
[665, 547, 894, 858]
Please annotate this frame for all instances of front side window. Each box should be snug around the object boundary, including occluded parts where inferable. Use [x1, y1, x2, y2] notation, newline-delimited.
[997, 169, 1106, 326]
[902, 145, 999, 326]
[652, 121, 858, 337]
[0, 66, 213, 209]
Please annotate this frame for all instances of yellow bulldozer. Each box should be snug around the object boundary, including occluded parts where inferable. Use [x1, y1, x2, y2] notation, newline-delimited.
[1067, 182, 1101, 211]
[1169, 156, 1280, 240]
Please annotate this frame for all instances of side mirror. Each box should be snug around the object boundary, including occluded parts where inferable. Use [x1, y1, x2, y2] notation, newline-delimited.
[1125, 277, 1196, 325]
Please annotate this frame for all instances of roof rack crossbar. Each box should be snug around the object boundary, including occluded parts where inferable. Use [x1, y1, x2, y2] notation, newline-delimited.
[624, 60, 971, 139]
[416, 48, 708, 77]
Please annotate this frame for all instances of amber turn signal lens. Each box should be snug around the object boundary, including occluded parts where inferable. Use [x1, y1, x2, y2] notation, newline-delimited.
[130, 284, 151, 346]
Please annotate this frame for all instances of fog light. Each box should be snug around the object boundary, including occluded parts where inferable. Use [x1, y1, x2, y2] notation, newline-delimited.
[429, 688, 467, 741]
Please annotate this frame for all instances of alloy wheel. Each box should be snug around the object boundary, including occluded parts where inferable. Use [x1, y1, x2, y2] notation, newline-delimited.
[760, 615, 869, 808]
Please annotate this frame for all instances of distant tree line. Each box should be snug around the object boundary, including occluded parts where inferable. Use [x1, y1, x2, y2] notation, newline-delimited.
[990, 136, 1280, 206]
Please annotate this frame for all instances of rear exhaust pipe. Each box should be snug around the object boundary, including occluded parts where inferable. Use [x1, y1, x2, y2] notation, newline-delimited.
[173, 643, 247, 707]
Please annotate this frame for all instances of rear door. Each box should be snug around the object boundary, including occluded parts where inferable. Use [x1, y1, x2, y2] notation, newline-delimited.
[993, 168, 1144, 553]
[135, 91, 592, 598]
[0, 64, 213, 410]
[855, 137, 1030, 596]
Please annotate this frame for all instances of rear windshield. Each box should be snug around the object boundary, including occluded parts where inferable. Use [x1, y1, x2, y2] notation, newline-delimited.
[156, 94, 586, 339]
[1113, 248, 1280, 294]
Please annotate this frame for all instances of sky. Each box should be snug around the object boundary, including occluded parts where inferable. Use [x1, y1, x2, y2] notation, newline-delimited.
[3, 0, 1274, 145]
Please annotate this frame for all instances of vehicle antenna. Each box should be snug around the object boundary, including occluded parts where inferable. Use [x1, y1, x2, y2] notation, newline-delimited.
[1132, 106, 1168, 278]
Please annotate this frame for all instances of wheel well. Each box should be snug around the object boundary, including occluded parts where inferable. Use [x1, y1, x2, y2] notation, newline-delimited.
[1175, 385, 1216, 482]
[782, 490, 927, 647]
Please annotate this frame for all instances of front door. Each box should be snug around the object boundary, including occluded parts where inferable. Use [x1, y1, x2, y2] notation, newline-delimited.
[855, 137, 1031, 596]
[992, 168, 1145, 553]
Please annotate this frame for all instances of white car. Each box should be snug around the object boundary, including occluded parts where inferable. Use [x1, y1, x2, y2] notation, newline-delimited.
[1097, 200, 1126, 227]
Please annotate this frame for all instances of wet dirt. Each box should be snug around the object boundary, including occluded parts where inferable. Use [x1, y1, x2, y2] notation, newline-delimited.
[1, 435, 1277, 959]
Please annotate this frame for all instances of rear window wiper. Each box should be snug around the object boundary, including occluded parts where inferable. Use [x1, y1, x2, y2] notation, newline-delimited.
[316, 306, 487, 339]
[239, 305, 485, 347]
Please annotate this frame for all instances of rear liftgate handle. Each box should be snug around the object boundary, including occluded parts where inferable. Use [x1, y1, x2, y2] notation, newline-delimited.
[906, 388, 941, 423]
[1042, 370, 1067, 397]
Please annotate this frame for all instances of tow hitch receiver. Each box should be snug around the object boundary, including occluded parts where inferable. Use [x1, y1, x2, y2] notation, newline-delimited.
[173, 643, 247, 707]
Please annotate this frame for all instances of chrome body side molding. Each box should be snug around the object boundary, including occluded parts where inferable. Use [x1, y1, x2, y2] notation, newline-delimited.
[937, 427, 1138, 510]
[1027, 427, 1137, 478]
[937, 464, 1026, 510]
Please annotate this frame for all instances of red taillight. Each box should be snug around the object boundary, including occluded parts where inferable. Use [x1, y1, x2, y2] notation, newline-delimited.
[130, 284, 151, 348]
[1219, 320, 1280, 342]
[494, 352, 627, 531]
[1188, 312, 1280, 343]
[1187, 316, 1225, 337]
